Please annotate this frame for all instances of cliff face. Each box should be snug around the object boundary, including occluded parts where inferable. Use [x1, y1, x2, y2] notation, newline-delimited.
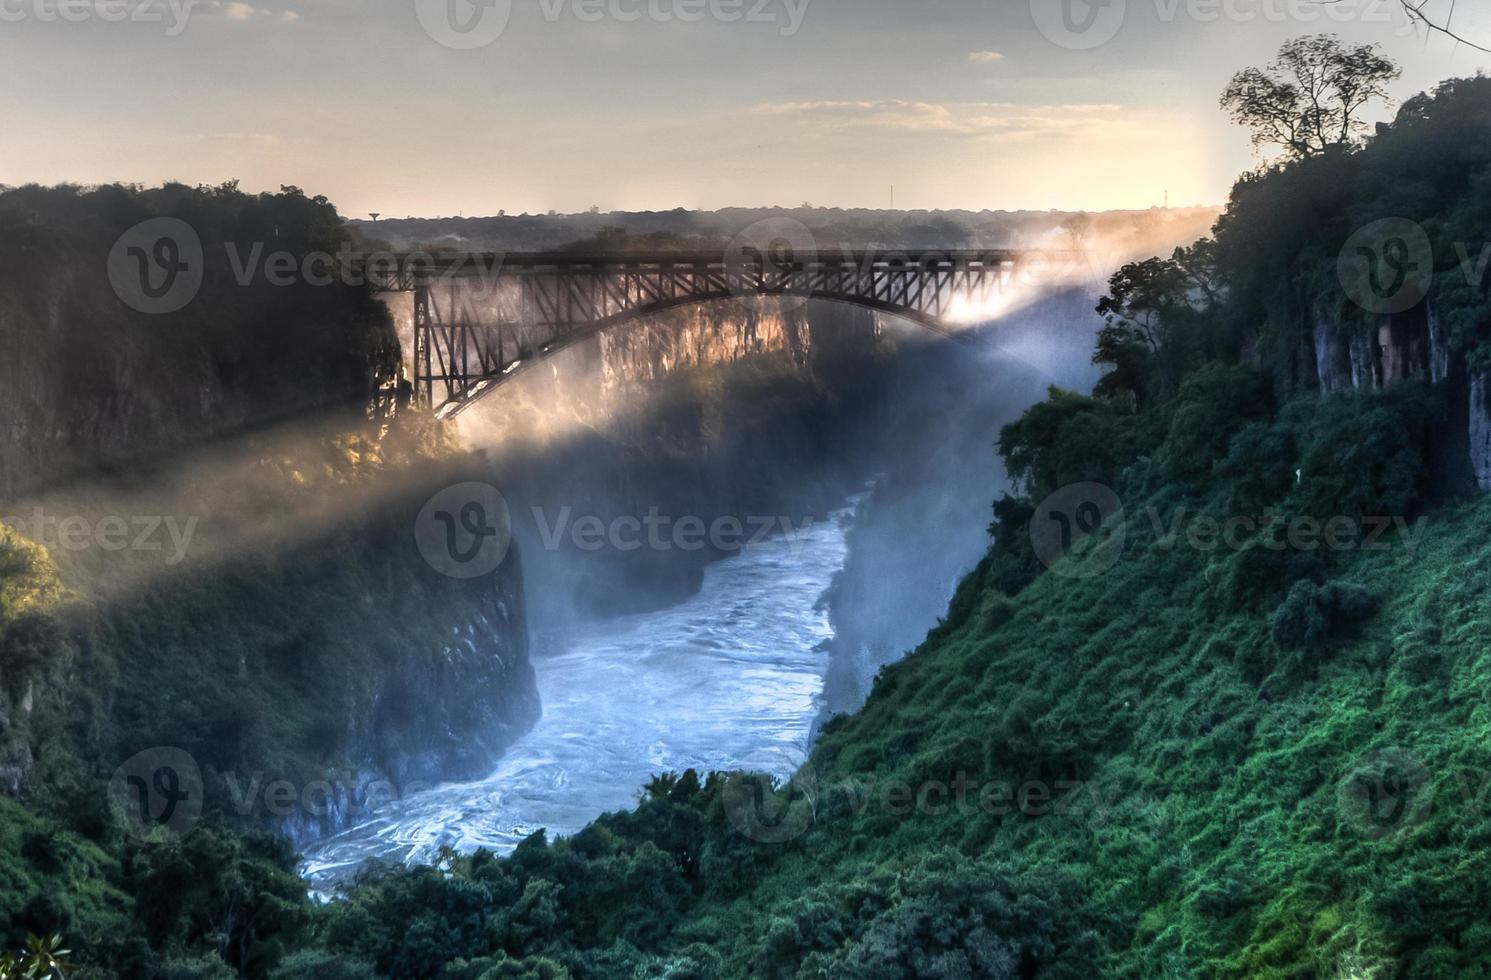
[1470, 374, 1491, 490]
[1, 446, 541, 848]
[0, 184, 398, 499]
[367, 562, 533, 791]
[1310, 308, 1432, 394]
[597, 302, 816, 387]
[0, 186, 535, 848]
[1308, 300, 1489, 490]
[277, 540, 537, 846]
[0, 262, 235, 496]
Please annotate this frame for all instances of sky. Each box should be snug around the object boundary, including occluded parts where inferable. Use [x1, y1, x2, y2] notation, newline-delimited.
[2, 0, 1488, 218]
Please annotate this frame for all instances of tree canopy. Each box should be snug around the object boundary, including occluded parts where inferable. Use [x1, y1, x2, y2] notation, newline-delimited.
[1220, 34, 1399, 160]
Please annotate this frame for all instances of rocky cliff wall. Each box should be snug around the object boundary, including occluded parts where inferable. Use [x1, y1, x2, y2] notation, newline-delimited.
[1309, 300, 1489, 490]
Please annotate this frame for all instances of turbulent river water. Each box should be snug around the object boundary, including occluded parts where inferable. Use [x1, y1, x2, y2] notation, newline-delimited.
[301, 502, 856, 887]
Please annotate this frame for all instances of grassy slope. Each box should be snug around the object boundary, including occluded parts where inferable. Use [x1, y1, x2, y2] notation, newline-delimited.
[686, 459, 1491, 977]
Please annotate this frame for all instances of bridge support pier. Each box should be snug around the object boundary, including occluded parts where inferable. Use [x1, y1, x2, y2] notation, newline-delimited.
[412, 279, 435, 409]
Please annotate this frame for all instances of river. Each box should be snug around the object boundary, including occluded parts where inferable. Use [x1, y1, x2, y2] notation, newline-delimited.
[300, 501, 857, 887]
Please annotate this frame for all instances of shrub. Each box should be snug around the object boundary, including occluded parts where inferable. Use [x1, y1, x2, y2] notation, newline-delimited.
[1214, 421, 1297, 515]
[1286, 384, 1446, 521]
[1271, 579, 1379, 651]
[998, 389, 1135, 499]
[1156, 364, 1274, 486]
[155, 954, 237, 980]
[269, 950, 376, 980]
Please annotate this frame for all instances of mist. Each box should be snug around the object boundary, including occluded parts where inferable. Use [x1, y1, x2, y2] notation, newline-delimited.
[395, 213, 1186, 710]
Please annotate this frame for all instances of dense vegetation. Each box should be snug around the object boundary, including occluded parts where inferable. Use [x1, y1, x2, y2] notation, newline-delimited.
[0, 182, 400, 495]
[5, 67, 1491, 979]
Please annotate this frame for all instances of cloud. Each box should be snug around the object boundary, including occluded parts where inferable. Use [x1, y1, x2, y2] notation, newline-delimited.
[749, 99, 1128, 141]
[187, 132, 307, 147]
[969, 51, 1005, 64]
[199, 1, 301, 23]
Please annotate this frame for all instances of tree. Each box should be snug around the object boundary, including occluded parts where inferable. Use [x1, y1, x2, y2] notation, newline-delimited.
[1060, 213, 1094, 248]
[1393, 0, 1490, 52]
[0, 936, 70, 980]
[1096, 256, 1187, 352]
[1093, 241, 1225, 403]
[1169, 238, 1222, 309]
[1093, 256, 1186, 402]
[1220, 35, 1399, 159]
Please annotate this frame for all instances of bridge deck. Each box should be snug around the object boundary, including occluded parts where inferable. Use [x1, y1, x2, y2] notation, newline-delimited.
[362, 247, 1061, 416]
[357, 249, 1053, 289]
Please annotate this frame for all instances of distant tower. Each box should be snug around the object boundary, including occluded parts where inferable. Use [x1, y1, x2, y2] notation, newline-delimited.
[369, 212, 381, 222]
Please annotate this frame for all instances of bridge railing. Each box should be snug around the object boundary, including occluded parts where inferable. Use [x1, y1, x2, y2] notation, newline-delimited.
[348, 248, 1098, 292]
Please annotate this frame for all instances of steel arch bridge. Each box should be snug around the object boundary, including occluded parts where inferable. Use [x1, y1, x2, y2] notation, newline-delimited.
[360, 249, 1043, 417]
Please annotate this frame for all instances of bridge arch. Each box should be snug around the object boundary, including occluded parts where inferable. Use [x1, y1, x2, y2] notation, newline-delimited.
[363, 249, 1044, 416]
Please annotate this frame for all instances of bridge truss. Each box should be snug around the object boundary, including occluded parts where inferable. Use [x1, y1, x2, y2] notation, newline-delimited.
[361, 249, 1038, 417]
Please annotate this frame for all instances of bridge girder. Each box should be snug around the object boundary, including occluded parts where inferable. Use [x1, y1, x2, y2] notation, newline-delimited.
[363, 249, 1051, 417]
